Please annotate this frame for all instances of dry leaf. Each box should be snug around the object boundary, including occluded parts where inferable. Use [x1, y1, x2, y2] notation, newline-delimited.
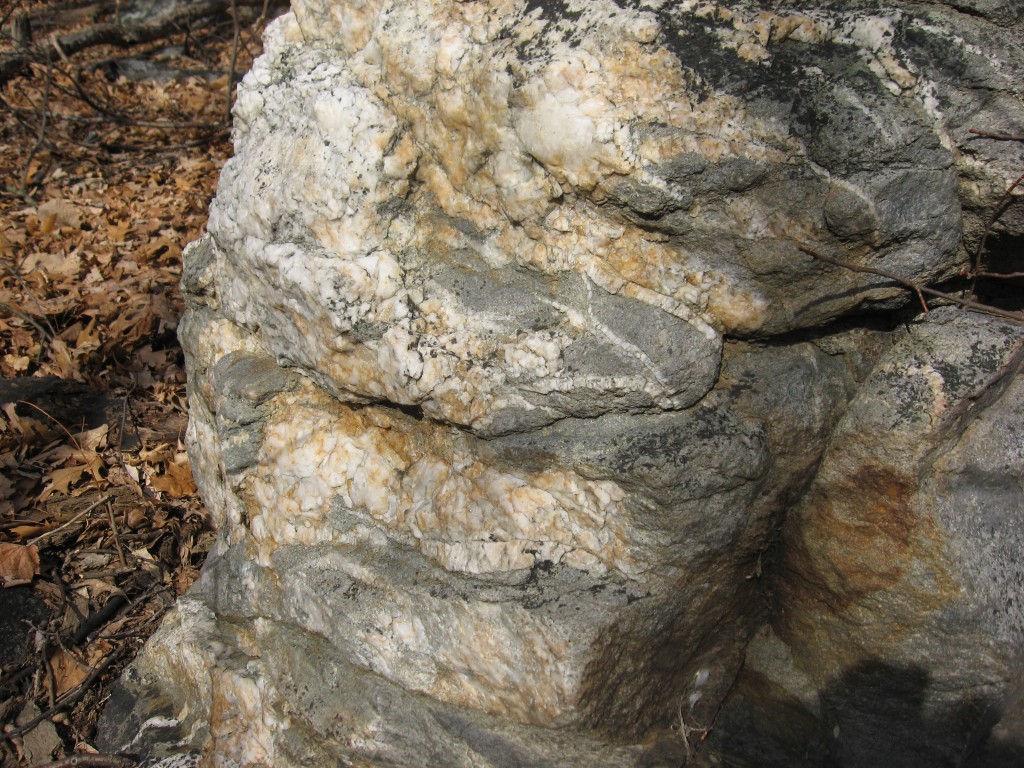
[136, 345, 171, 367]
[23, 248, 82, 278]
[131, 546, 163, 578]
[133, 367, 157, 389]
[148, 459, 195, 498]
[45, 465, 85, 497]
[2, 401, 23, 432]
[36, 199, 82, 229]
[135, 236, 181, 263]
[131, 546, 157, 563]
[40, 452, 104, 499]
[75, 317, 102, 351]
[175, 566, 200, 595]
[39, 212, 57, 234]
[3, 353, 30, 372]
[0, 542, 40, 585]
[47, 337, 77, 379]
[74, 424, 109, 452]
[125, 507, 147, 529]
[86, 639, 115, 665]
[139, 443, 172, 463]
[76, 578, 123, 601]
[10, 524, 50, 539]
[49, 648, 89, 697]
[107, 219, 132, 243]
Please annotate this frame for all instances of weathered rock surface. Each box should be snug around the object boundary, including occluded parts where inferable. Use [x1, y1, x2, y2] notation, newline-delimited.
[98, 0, 1024, 766]
[703, 308, 1024, 767]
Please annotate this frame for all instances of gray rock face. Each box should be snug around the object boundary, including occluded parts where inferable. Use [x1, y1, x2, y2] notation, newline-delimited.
[97, 1, 1024, 766]
[705, 308, 1024, 767]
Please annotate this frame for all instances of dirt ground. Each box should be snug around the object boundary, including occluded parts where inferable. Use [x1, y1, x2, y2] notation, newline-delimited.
[0, 1, 278, 763]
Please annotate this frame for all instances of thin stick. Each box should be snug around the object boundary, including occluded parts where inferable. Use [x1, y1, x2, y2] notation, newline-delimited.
[42, 642, 57, 710]
[974, 270, 1024, 279]
[0, 645, 126, 743]
[0, 259, 59, 338]
[0, 300, 53, 341]
[0, 661, 36, 696]
[225, 0, 240, 125]
[256, 0, 272, 29]
[50, 564, 88, 627]
[17, 400, 82, 451]
[969, 129, 1024, 142]
[970, 171, 1024, 296]
[107, 500, 127, 568]
[19, 48, 53, 197]
[799, 245, 1024, 323]
[33, 755, 139, 768]
[28, 496, 108, 545]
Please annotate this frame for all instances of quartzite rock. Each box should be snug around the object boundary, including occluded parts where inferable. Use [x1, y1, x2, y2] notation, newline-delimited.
[98, 1, 1024, 766]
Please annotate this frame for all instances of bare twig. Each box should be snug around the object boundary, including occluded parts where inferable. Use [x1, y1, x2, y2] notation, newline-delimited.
[41, 638, 57, 709]
[0, 644, 127, 743]
[49, 565, 89, 627]
[28, 496, 109, 545]
[964, 127, 1024, 298]
[974, 270, 1024, 279]
[4, 107, 224, 130]
[107, 500, 127, 568]
[17, 400, 83, 450]
[70, 593, 129, 647]
[799, 245, 1024, 323]
[0, 0, 234, 84]
[33, 754, 138, 768]
[969, 128, 1024, 143]
[0, 300, 54, 341]
[19, 48, 54, 197]
[0, 258, 59, 338]
[969, 171, 1024, 296]
[672, 701, 705, 762]
[255, 0, 272, 32]
[225, 0, 240, 124]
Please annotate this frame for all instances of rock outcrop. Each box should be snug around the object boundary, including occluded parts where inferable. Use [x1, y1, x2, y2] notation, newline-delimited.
[98, 1, 1024, 766]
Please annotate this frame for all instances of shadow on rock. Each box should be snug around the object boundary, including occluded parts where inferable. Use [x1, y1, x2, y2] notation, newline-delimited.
[705, 659, 1024, 768]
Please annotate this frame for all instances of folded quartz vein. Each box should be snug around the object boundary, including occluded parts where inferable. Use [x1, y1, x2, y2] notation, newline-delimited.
[98, 1, 1024, 766]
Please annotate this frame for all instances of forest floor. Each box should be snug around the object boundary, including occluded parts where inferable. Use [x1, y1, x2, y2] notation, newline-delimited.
[0, 1, 277, 763]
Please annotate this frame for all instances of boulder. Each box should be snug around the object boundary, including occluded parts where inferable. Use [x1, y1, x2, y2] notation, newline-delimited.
[705, 308, 1024, 767]
[97, 1, 1024, 766]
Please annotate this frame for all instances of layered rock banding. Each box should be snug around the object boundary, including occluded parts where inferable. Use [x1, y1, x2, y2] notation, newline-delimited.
[98, 1, 1024, 766]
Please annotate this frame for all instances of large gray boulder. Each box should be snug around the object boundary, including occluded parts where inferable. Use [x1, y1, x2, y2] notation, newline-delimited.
[97, 1, 1024, 766]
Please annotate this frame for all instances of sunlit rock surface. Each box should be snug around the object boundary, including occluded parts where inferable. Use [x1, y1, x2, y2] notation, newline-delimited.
[98, 1, 1024, 766]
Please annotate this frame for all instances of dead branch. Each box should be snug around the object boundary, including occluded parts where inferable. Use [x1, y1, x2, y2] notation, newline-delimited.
[969, 129, 1024, 143]
[0, 0, 233, 84]
[964, 127, 1024, 297]
[19, 45, 55, 197]
[799, 244, 1024, 324]
[32, 754, 138, 768]
[2, 104, 224, 129]
[969, 171, 1024, 295]
[0, 301, 54, 341]
[0, 644, 128, 743]
[974, 270, 1024, 279]
[226, 0, 240, 124]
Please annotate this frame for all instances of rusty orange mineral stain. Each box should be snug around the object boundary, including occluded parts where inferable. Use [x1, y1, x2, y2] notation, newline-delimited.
[778, 462, 955, 653]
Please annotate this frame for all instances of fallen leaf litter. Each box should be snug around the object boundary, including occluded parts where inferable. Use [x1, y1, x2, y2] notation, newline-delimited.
[0, 1, 278, 763]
